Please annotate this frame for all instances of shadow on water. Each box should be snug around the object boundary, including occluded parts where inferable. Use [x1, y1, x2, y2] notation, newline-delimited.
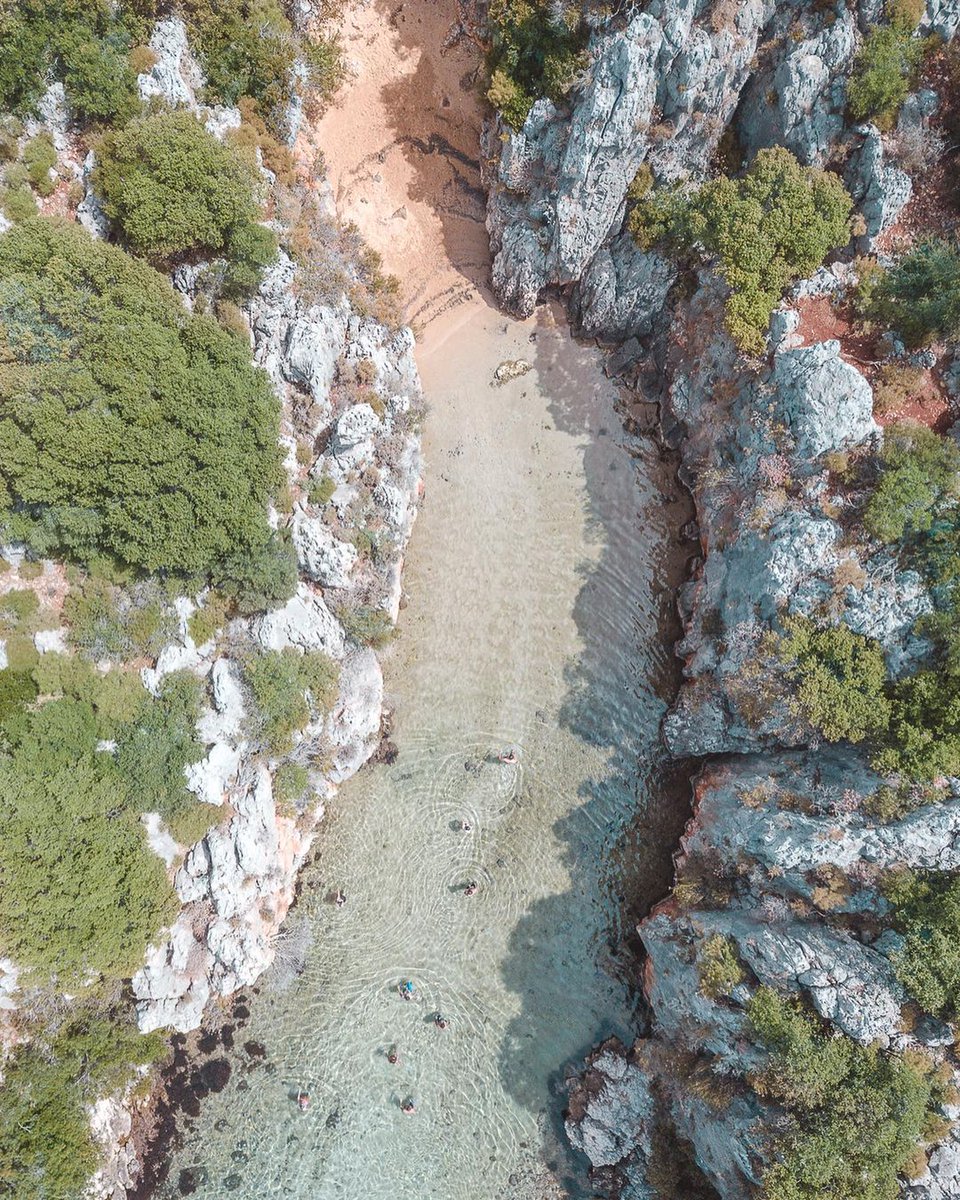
[494, 317, 696, 1192]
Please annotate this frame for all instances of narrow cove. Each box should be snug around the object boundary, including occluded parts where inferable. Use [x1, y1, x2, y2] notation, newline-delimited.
[149, 5, 692, 1195]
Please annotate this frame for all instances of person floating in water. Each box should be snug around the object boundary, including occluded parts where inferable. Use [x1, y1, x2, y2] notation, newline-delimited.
[387, 1045, 400, 1065]
[463, 881, 478, 897]
[398, 979, 416, 1000]
[297, 1090, 310, 1112]
[434, 1013, 449, 1031]
[334, 888, 346, 908]
[460, 818, 472, 832]
[400, 1096, 416, 1115]
[498, 747, 518, 765]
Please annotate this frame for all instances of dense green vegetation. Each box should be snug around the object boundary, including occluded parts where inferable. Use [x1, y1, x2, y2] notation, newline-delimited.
[629, 148, 852, 353]
[0, 1008, 165, 1200]
[242, 648, 339, 754]
[0, 0, 341, 136]
[485, 0, 587, 130]
[0, 218, 289, 605]
[95, 111, 277, 282]
[847, 0, 924, 130]
[871, 240, 960, 347]
[865, 423, 960, 543]
[885, 871, 960, 1017]
[0, 0, 150, 123]
[779, 616, 891, 743]
[181, 0, 342, 134]
[697, 934, 744, 999]
[749, 987, 941, 1200]
[0, 655, 212, 983]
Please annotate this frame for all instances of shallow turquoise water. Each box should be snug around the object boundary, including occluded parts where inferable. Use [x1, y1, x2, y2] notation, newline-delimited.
[159, 303, 677, 1200]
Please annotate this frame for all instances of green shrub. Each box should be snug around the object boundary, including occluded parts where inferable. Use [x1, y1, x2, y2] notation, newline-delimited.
[2, 184, 38, 221]
[848, 24, 922, 129]
[0, 0, 148, 122]
[486, 0, 587, 127]
[864, 424, 960, 544]
[338, 604, 397, 649]
[22, 131, 56, 196]
[243, 648, 339, 753]
[873, 239, 960, 346]
[698, 934, 744, 998]
[0, 218, 284, 594]
[181, 0, 340, 134]
[0, 668, 39, 723]
[689, 148, 852, 353]
[274, 760, 309, 804]
[213, 528, 299, 616]
[877, 668, 960, 779]
[0, 695, 177, 982]
[779, 616, 891, 743]
[0, 1009, 164, 1200]
[749, 986, 939, 1200]
[886, 871, 960, 1016]
[308, 473, 337, 507]
[631, 149, 851, 352]
[0, 587, 40, 634]
[113, 670, 204, 823]
[487, 68, 534, 131]
[95, 111, 275, 276]
[188, 592, 232, 647]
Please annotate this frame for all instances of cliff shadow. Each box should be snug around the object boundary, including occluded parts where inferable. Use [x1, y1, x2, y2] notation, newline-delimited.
[494, 309, 698, 1190]
[373, 0, 493, 320]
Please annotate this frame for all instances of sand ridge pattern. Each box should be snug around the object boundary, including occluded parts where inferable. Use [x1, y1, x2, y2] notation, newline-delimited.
[306, 0, 490, 330]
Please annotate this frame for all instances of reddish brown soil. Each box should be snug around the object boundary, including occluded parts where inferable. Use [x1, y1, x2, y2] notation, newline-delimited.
[794, 296, 952, 432]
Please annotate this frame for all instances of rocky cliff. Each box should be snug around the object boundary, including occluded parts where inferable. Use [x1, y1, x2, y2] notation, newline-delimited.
[482, 1, 960, 1197]
[0, 19, 423, 1198]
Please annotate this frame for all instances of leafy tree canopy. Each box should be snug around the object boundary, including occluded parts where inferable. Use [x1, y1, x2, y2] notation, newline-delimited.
[779, 616, 891, 744]
[0, 218, 289, 602]
[749, 987, 939, 1200]
[95, 110, 275, 271]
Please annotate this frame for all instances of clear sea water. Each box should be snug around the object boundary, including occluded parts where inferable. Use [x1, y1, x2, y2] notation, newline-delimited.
[158, 303, 679, 1200]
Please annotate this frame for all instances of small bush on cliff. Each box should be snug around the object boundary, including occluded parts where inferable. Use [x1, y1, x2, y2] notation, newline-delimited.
[243, 648, 340, 754]
[877, 668, 960, 779]
[0, 0, 151, 122]
[871, 239, 960, 346]
[698, 934, 744, 999]
[0, 1009, 164, 1200]
[95, 110, 277, 279]
[778, 616, 891, 744]
[0, 218, 288, 606]
[886, 871, 960, 1017]
[848, 22, 923, 130]
[181, 0, 342, 135]
[749, 986, 939, 1200]
[629, 149, 852, 354]
[692, 149, 852, 353]
[486, 0, 587, 129]
[864, 424, 960, 544]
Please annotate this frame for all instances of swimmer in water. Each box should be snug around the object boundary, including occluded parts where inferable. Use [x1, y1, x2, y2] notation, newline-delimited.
[399, 979, 415, 1000]
[297, 1091, 310, 1112]
[498, 748, 518, 765]
[460, 818, 472, 832]
[463, 881, 478, 897]
[400, 1097, 416, 1115]
[387, 1045, 400, 1065]
[334, 888, 346, 908]
[434, 1013, 449, 1030]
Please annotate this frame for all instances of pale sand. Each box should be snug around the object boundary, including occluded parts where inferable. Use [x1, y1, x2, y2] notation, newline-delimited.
[307, 0, 490, 332]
